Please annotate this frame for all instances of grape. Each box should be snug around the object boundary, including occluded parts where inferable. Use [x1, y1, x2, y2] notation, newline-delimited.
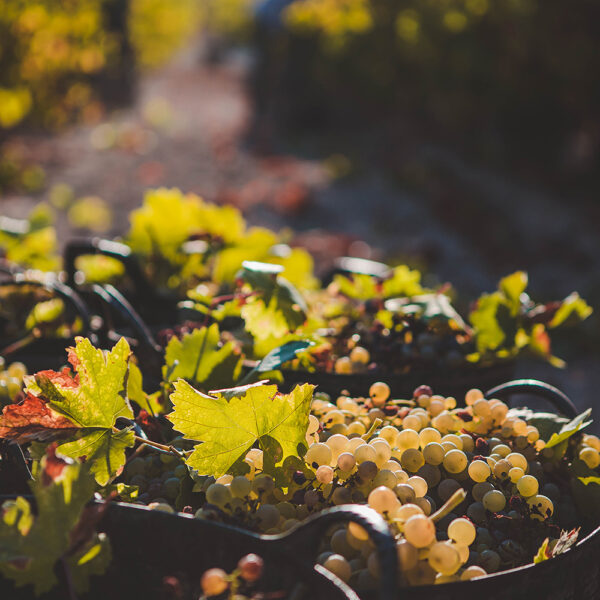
[246, 448, 264, 470]
[348, 521, 369, 541]
[256, 504, 280, 530]
[403, 514, 435, 548]
[337, 452, 357, 472]
[230, 476, 252, 498]
[516, 475, 539, 498]
[403, 415, 422, 431]
[327, 433, 349, 454]
[397, 539, 418, 572]
[163, 477, 180, 500]
[127, 457, 147, 477]
[460, 434, 475, 453]
[417, 464, 441, 488]
[335, 357, 353, 374]
[472, 482, 494, 502]
[252, 474, 275, 495]
[414, 496, 432, 515]
[369, 382, 390, 406]
[395, 503, 423, 521]
[508, 467, 525, 483]
[324, 553, 352, 582]
[461, 565, 487, 580]
[394, 483, 417, 504]
[482, 490, 506, 512]
[441, 434, 463, 450]
[401, 448, 425, 472]
[428, 542, 461, 575]
[579, 447, 600, 469]
[493, 444, 511, 458]
[468, 460, 491, 483]
[306, 443, 333, 467]
[206, 484, 231, 508]
[419, 427, 442, 446]
[437, 478, 461, 502]
[371, 439, 392, 466]
[493, 459, 511, 480]
[478, 549, 500, 573]
[423, 442, 444, 466]
[527, 495, 554, 520]
[465, 389, 484, 406]
[315, 465, 333, 484]
[467, 502, 486, 524]
[448, 518, 476, 545]
[331, 529, 359, 559]
[407, 476, 427, 498]
[473, 399, 491, 417]
[357, 460, 378, 482]
[308, 414, 320, 434]
[350, 346, 370, 364]
[373, 469, 398, 489]
[354, 444, 377, 464]
[201, 568, 228, 596]
[368, 486, 400, 514]
[347, 437, 366, 452]
[148, 502, 175, 513]
[397, 429, 420, 450]
[584, 434, 600, 451]
[443, 449, 467, 474]
[238, 553, 264, 582]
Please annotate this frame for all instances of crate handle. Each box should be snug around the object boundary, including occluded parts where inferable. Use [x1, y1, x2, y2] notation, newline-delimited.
[64, 238, 155, 299]
[274, 504, 398, 600]
[485, 379, 577, 419]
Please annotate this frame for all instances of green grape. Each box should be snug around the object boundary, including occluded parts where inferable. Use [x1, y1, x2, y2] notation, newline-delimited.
[324, 553, 352, 582]
[422, 442, 444, 466]
[163, 477, 180, 500]
[397, 539, 418, 572]
[256, 504, 280, 530]
[428, 541, 461, 576]
[419, 427, 442, 446]
[404, 514, 436, 548]
[468, 460, 491, 483]
[369, 381, 390, 406]
[493, 459, 511, 480]
[337, 452, 357, 472]
[482, 490, 506, 512]
[443, 449, 467, 474]
[316, 465, 334, 484]
[461, 565, 487, 580]
[447, 518, 476, 545]
[516, 475, 539, 498]
[368, 486, 399, 515]
[206, 483, 232, 508]
[579, 447, 600, 469]
[401, 448, 425, 472]
[372, 469, 398, 489]
[407, 476, 427, 498]
[472, 482, 494, 503]
[394, 483, 416, 504]
[127, 457, 147, 477]
[354, 444, 377, 464]
[231, 476, 252, 498]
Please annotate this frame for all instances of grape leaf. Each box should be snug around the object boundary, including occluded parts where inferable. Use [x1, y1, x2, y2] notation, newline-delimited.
[470, 293, 507, 353]
[255, 340, 314, 373]
[499, 271, 528, 314]
[382, 265, 424, 298]
[168, 380, 314, 477]
[238, 262, 307, 340]
[549, 292, 593, 328]
[334, 273, 378, 301]
[0, 446, 111, 595]
[578, 476, 600, 486]
[571, 459, 600, 522]
[0, 337, 135, 485]
[544, 408, 592, 449]
[163, 324, 243, 391]
[533, 538, 551, 563]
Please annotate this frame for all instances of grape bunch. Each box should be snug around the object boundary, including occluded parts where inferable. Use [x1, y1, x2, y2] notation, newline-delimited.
[178, 382, 588, 591]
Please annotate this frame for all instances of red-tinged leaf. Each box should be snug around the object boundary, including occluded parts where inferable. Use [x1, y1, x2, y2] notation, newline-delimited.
[41, 444, 70, 486]
[0, 393, 78, 444]
[36, 366, 79, 389]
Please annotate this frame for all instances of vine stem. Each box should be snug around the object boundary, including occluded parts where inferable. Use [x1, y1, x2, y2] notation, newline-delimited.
[0, 332, 36, 356]
[431, 488, 467, 523]
[361, 418, 383, 442]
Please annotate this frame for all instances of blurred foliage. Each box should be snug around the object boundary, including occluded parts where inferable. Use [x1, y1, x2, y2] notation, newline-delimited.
[249, 0, 600, 176]
[199, 0, 258, 38]
[129, 0, 202, 67]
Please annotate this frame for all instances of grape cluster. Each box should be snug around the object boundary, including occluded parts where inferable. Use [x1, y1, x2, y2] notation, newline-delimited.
[116, 382, 587, 593]
[0, 359, 27, 408]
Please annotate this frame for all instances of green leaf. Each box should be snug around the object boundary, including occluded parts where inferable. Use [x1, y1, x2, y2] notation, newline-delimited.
[382, 265, 424, 298]
[238, 263, 307, 340]
[578, 476, 600, 486]
[570, 458, 600, 522]
[499, 271, 528, 313]
[168, 380, 314, 477]
[544, 408, 592, 449]
[0, 450, 110, 595]
[533, 538, 550, 564]
[24, 299, 65, 330]
[470, 293, 506, 353]
[334, 273, 378, 300]
[162, 325, 242, 391]
[255, 340, 314, 373]
[508, 408, 569, 442]
[549, 292, 593, 329]
[26, 337, 135, 485]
